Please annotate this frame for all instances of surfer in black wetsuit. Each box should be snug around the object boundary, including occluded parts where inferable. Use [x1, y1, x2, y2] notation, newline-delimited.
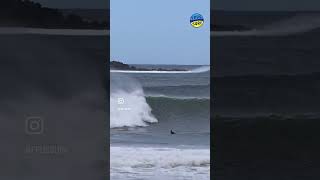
[170, 130, 176, 134]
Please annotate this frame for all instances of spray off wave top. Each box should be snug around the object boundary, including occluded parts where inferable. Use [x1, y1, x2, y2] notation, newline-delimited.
[212, 13, 320, 36]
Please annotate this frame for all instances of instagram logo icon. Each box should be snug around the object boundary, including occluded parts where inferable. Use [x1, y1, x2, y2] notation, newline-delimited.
[25, 117, 44, 135]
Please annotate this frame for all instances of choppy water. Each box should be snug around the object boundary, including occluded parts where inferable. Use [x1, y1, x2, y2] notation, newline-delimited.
[212, 11, 320, 180]
[110, 65, 210, 180]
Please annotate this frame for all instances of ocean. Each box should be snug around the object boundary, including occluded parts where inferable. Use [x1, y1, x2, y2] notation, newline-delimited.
[212, 11, 320, 114]
[0, 32, 108, 179]
[110, 65, 210, 180]
[3, 10, 320, 179]
[212, 11, 320, 179]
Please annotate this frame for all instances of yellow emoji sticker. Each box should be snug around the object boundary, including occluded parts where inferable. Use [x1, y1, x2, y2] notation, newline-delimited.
[190, 13, 204, 28]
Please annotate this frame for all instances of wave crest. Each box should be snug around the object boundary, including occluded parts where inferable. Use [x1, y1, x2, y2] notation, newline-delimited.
[111, 146, 210, 180]
[212, 13, 320, 36]
[111, 146, 210, 169]
[110, 74, 157, 128]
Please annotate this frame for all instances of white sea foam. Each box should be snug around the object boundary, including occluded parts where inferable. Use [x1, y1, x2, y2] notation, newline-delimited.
[111, 146, 210, 180]
[110, 74, 157, 128]
[110, 66, 210, 74]
[212, 13, 320, 36]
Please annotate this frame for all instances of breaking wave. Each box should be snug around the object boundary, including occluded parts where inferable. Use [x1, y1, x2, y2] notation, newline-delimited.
[212, 13, 320, 36]
[111, 146, 210, 180]
[110, 74, 157, 128]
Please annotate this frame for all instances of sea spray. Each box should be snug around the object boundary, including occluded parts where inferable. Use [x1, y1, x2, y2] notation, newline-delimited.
[212, 13, 320, 36]
[110, 73, 157, 128]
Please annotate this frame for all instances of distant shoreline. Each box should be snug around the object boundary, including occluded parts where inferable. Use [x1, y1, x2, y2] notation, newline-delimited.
[110, 61, 188, 71]
[0, 0, 108, 29]
[0, 27, 109, 36]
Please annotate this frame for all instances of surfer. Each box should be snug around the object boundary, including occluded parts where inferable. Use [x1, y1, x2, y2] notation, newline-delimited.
[170, 130, 176, 135]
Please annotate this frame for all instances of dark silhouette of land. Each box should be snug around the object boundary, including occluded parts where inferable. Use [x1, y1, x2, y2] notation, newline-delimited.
[0, 0, 108, 29]
[110, 61, 188, 71]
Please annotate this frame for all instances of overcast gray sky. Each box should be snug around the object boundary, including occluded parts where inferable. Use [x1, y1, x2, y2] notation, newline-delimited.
[33, 0, 320, 10]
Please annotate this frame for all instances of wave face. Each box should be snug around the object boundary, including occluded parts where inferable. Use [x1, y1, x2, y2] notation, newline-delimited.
[110, 92, 209, 128]
[110, 65, 210, 128]
[212, 13, 320, 37]
[147, 96, 209, 116]
[144, 84, 210, 99]
[213, 73, 320, 115]
[110, 74, 157, 128]
[111, 146, 210, 180]
[110, 64, 210, 179]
